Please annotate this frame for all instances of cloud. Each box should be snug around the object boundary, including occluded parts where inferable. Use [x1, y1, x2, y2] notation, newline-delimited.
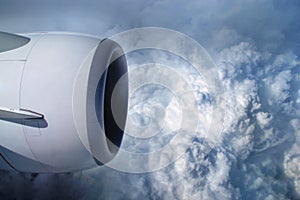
[0, 0, 300, 199]
[264, 70, 292, 106]
[0, 172, 85, 199]
[145, 38, 299, 199]
[1, 0, 300, 52]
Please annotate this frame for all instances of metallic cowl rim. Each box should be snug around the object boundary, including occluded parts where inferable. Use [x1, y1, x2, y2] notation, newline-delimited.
[73, 38, 128, 165]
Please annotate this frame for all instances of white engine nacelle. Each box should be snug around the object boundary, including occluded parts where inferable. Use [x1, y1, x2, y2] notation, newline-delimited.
[0, 32, 128, 173]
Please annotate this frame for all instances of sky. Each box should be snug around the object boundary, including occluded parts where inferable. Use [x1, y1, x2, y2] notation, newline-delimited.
[0, 0, 300, 199]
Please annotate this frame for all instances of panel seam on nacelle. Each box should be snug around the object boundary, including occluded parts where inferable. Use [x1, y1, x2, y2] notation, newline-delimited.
[19, 34, 45, 109]
[19, 33, 49, 172]
[72, 44, 99, 165]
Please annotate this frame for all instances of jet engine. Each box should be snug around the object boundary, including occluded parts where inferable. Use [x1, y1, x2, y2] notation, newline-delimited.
[0, 32, 128, 173]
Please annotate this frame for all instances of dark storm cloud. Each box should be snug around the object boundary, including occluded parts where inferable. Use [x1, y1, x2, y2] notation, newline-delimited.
[0, 171, 86, 199]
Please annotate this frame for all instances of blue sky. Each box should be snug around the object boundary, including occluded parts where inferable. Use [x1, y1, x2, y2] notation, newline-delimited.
[0, 0, 300, 199]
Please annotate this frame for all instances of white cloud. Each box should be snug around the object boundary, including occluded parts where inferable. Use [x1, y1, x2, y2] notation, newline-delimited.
[264, 70, 292, 106]
[0, 0, 300, 199]
[256, 112, 273, 128]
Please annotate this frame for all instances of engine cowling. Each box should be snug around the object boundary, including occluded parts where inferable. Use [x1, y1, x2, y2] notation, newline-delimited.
[0, 32, 128, 173]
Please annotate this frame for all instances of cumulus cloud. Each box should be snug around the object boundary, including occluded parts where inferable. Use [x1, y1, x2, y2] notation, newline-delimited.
[128, 39, 299, 199]
[217, 43, 299, 199]
[0, 0, 300, 199]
